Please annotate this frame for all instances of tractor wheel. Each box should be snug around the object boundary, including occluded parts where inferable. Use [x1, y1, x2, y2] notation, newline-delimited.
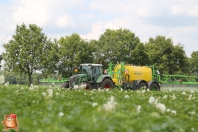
[80, 82, 92, 90]
[101, 78, 114, 89]
[150, 83, 160, 91]
[138, 82, 147, 89]
[61, 82, 69, 88]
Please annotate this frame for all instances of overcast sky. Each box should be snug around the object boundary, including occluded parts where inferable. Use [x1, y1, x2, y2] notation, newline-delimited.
[0, 0, 198, 57]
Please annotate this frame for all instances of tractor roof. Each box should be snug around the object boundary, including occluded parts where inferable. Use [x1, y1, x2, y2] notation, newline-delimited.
[80, 63, 102, 66]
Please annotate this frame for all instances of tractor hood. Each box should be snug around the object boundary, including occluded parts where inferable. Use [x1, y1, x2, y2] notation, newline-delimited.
[69, 74, 87, 87]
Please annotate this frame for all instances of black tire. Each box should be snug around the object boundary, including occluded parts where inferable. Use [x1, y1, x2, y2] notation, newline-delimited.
[150, 83, 160, 91]
[80, 82, 92, 90]
[61, 82, 69, 88]
[101, 78, 114, 89]
[138, 82, 147, 89]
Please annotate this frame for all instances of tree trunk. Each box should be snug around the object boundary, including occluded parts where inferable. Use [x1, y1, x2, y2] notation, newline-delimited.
[28, 73, 32, 87]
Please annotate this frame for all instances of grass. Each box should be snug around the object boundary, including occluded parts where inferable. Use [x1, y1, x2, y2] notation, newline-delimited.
[0, 84, 198, 132]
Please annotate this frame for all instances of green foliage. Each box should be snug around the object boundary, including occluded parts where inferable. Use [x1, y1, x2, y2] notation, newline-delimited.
[0, 85, 198, 131]
[145, 36, 189, 74]
[1, 23, 196, 80]
[0, 54, 2, 70]
[58, 33, 94, 77]
[190, 51, 198, 75]
[3, 24, 52, 86]
[94, 28, 144, 68]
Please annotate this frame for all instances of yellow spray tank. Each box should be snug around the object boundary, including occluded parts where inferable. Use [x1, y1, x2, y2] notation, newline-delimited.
[112, 65, 152, 85]
[108, 62, 160, 90]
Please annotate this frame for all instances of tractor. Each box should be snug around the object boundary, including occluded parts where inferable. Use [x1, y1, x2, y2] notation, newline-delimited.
[61, 63, 114, 89]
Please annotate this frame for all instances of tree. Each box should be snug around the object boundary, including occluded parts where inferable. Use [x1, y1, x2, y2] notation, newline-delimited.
[130, 43, 150, 66]
[0, 54, 2, 70]
[145, 36, 188, 74]
[190, 51, 198, 75]
[57, 33, 94, 77]
[94, 28, 143, 68]
[40, 39, 60, 78]
[3, 23, 52, 86]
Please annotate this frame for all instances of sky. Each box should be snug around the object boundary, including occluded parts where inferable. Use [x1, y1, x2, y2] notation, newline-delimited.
[0, 0, 198, 59]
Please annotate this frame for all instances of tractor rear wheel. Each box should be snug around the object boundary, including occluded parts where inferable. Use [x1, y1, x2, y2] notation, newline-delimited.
[138, 82, 147, 89]
[80, 82, 92, 90]
[101, 78, 114, 89]
[150, 83, 160, 91]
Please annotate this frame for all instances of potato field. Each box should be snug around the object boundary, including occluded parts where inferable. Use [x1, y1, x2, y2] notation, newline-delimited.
[0, 84, 198, 132]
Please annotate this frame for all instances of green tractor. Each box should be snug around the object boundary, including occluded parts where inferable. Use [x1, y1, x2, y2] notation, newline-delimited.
[61, 63, 115, 89]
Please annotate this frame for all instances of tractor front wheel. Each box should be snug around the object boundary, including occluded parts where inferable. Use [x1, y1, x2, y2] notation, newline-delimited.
[101, 78, 114, 89]
[80, 82, 92, 90]
[61, 82, 69, 88]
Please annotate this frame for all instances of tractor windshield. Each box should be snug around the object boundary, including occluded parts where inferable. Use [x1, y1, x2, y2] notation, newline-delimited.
[79, 65, 92, 74]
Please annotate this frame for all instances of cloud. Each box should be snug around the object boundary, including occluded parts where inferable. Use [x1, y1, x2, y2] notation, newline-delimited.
[56, 13, 76, 28]
[0, 0, 198, 58]
[12, 1, 50, 26]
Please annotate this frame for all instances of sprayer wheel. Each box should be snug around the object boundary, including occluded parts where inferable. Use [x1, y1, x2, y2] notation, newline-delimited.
[138, 82, 148, 89]
[150, 83, 160, 91]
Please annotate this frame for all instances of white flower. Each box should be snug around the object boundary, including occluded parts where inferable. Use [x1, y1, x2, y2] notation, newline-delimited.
[156, 103, 166, 113]
[171, 110, 176, 115]
[55, 92, 59, 95]
[137, 105, 141, 114]
[59, 112, 64, 117]
[163, 95, 168, 99]
[190, 90, 194, 93]
[92, 102, 98, 107]
[125, 95, 129, 98]
[148, 96, 155, 104]
[103, 96, 117, 111]
[48, 89, 53, 97]
[4, 82, 9, 87]
[137, 90, 141, 93]
[0, 75, 5, 84]
[166, 108, 170, 112]
[141, 89, 146, 93]
[105, 89, 109, 92]
[188, 94, 192, 100]
[172, 94, 176, 100]
[42, 92, 46, 96]
[84, 92, 87, 95]
[120, 88, 123, 91]
[182, 92, 186, 95]
[188, 111, 196, 115]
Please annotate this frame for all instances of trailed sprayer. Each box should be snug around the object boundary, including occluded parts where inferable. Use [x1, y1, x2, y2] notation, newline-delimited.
[107, 62, 160, 90]
[39, 62, 161, 90]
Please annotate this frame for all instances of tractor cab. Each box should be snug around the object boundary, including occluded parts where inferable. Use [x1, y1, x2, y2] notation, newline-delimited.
[79, 64, 103, 81]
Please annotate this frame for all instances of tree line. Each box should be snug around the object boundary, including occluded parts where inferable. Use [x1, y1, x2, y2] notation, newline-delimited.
[1, 24, 198, 86]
